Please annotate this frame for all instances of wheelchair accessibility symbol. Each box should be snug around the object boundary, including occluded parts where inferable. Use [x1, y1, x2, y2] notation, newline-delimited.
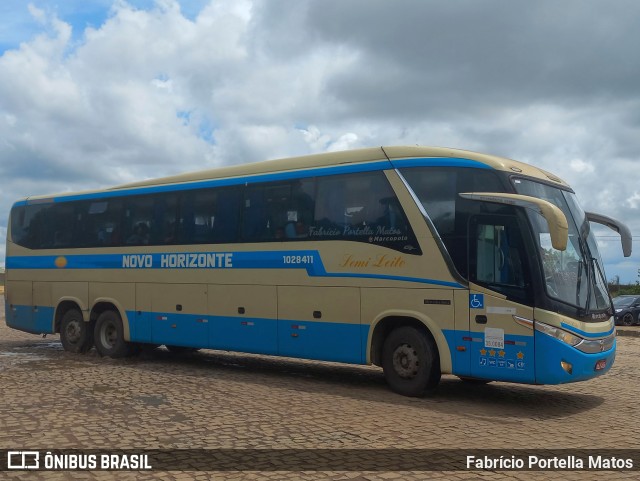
[469, 294, 484, 309]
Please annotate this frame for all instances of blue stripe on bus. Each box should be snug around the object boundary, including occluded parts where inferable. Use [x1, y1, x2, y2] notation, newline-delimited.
[14, 157, 490, 206]
[131, 310, 370, 364]
[390, 157, 492, 170]
[560, 322, 615, 339]
[5, 250, 464, 288]
[7, 304, 369, 364]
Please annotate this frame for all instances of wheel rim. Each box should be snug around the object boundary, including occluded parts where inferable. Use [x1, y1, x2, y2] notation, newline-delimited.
[100, 320, 118, 348]
[65, 319, 82, 344]
[623, 314, 633, 326]
[392, 343, 420, 379]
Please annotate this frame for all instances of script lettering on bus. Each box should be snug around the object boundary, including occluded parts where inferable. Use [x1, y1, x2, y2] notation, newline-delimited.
[340, 254, 406, 269]
[122, 253, 233, 269]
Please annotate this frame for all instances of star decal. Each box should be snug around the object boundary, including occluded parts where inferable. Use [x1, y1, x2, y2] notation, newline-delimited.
[517, 351, 525, 360]
[489, 349, 496, 357]
[498, 350, 506, 358]
[480, 348, 487, 356]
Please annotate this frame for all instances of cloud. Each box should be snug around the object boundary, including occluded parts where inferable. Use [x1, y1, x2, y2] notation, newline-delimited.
[0, 0, 638, 281]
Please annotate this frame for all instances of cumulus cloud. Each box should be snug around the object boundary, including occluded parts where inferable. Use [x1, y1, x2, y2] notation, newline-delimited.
[0, 0, 638, 281]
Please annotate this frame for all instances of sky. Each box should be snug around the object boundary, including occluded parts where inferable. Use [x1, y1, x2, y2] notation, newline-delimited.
[0, 0, 639, 283]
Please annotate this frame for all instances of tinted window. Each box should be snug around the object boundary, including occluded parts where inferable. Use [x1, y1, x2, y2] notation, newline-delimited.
[151, 194, 179, 245]
[470, 214, 531, 304]
[242, 179, 315, 242]
[313, 172, 420, 253]
[10, 203, 78, 249]
[400, 167, 506, 275]
[10, 171, 418, 253]
[124, 196, 153, 246]
[180, 187, 241, 244]
[11, 204, 43, 249]
[76, 199, 123, 247]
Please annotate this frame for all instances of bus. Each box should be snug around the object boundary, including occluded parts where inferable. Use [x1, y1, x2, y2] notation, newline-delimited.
[4, 146, 632, 396]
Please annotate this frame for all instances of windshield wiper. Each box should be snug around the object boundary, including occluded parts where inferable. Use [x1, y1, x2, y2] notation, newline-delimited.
[591, 257, 613, 314]
[579, 258, 593, 318]
[575, 260, 584, 308]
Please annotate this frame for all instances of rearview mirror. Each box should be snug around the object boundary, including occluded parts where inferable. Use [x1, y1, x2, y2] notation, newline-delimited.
[586, 212, 632, 257]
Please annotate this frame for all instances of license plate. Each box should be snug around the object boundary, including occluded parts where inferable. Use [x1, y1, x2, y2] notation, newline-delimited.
[595, 359, 607, 371]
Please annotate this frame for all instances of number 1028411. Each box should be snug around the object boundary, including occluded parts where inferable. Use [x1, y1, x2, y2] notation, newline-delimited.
[283, 255, 314, 265]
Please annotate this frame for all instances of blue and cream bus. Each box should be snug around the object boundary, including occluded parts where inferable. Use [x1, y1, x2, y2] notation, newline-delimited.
[4, 146, 631, 396]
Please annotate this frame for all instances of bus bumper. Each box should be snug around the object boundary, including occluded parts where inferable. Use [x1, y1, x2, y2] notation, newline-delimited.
[535, 332, 616, 384]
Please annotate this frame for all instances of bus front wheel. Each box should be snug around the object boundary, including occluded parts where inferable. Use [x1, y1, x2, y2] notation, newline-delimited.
[382, 326, 440, 397]
[60, 309, 94, 353]
[94, 310, 132, 358]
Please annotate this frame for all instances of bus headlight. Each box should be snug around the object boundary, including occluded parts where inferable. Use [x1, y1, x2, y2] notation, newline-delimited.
[534, 321, 582, 347]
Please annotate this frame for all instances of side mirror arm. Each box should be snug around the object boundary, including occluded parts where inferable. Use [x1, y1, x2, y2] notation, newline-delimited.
[585, 212, 632, 257]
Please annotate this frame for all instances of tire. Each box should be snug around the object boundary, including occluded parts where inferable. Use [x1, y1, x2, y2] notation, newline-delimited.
[94, 310, 132, 358]
[622, 313, 634, 326]
[382, 326, 440, 397]
[60, 308, 94, 353]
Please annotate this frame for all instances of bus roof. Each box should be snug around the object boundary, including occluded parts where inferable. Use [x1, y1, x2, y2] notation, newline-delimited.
[19, 145, 570, 203]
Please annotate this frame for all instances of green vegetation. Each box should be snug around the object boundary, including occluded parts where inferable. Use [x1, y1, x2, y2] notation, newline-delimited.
[609, 270, 640, 297]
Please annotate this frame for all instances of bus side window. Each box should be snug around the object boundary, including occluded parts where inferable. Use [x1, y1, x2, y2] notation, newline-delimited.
[314, 176, 346, 234]
[10, 205, 41, 248]
[78, 200, 123, 247]
[469, 214, 530, 303]
[28, 206, 51, 248]
[242, 186, 271, 242]
[274, 180, 315, 240]
[124, 196, 153, 246]
[151, 193, 178, 245]
[264, 183, 291, 241]
[211, 187, 241, 243]
[48, 203, 76, 248]
[314, 172, 419, 253]
[241, 180, 315, 243]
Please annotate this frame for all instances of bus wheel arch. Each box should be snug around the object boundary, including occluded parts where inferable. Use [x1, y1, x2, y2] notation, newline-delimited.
[370, 316, 442, 397]
[57, 302, 94, 353]
[90, 300, 132, 341]
[54, 299, 86, 333]
[93, 308, 134, 358]
[369, 315, 439, 365]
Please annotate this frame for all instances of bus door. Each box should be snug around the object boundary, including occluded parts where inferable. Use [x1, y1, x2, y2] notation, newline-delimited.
[467, 214, 536, 383]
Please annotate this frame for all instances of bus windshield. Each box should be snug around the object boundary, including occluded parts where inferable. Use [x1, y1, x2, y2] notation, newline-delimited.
[512, 178, 611, 315]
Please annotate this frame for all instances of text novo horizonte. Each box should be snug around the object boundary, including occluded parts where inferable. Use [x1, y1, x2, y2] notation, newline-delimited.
[122, 253, 233, 269]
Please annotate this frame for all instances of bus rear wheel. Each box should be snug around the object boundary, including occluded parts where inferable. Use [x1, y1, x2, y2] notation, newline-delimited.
[382, 326, 440, 397]
[60, 309, 93, 353]
[94, 310, 132, 358]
